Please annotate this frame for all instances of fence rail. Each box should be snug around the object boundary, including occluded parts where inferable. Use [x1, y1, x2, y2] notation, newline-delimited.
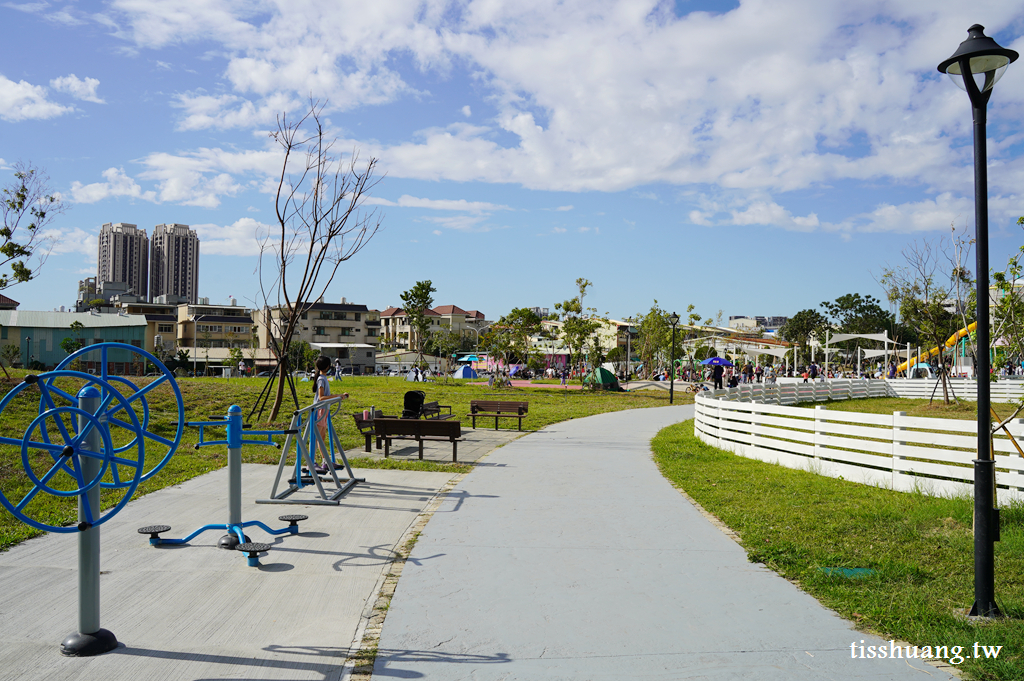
[770, 376, 1024, 403]
[694, 384, 1024, 502]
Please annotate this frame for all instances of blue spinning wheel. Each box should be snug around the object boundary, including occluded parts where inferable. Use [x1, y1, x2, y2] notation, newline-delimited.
[47, 343, 184, 487]
[0, 371, 147, 533]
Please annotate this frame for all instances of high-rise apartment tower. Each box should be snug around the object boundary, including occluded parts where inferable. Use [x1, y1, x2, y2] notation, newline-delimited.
[97, 222, 149, 298]
[149, 223, 199, 304]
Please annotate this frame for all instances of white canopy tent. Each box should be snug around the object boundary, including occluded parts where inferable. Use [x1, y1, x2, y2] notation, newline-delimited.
[824, 331, 891, 375]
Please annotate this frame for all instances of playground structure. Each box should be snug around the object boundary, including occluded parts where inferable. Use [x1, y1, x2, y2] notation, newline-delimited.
[0, 343, 184, 656]
[896, 322, 977, 375]
[259, 394, 363, 505]
[138, 404, 311, 566]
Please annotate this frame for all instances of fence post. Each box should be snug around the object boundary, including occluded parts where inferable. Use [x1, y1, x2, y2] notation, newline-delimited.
[893, 411, 907, 490]
[814, 405, 826, 461]
[1013, 419, 1024, 496]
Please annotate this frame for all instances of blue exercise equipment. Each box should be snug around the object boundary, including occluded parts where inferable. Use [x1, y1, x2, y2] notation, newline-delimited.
[258, 394, 363, 505]
[139, 405, 308, 567]
[0, 343, 185, 657]
[50, 342, 184, 486]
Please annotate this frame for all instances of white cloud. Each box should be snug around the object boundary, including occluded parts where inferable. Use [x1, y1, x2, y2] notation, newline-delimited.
[432, 229, 443, 235]
[0, 74, 72, 121]
[91, 2, 1024, 237]
[731, 201, 820, 232]
[552, 227, 566, 233]
[50, 74, 105, 103]
[69, 167, 157, 203]
[365, 194, 511, 213]
[554, 205, 573, 212]
[191, 218, 266, 256]
[40, 226, 96, 257]
[424, 215, 489, 231]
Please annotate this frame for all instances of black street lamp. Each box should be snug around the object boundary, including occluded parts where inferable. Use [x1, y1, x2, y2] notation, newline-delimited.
[669, 311, 680, 404]
[938, 24, 1018, 619]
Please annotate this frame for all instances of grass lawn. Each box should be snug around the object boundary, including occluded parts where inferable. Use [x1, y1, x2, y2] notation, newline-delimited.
[810, 396, 986, 421]
[653, 420, 1024, 681]
[0, 371, 688, 550]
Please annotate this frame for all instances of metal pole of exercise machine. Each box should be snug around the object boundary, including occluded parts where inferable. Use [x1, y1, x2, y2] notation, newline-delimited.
[220, 405, 245, 549]
[61, 386, 117, 656]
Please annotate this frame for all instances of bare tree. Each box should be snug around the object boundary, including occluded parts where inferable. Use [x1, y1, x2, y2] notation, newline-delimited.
[878, 239, 959, 404]
[257, 99, 383, 420]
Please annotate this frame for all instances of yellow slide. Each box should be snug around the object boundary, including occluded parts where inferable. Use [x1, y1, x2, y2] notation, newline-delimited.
[897, 322, 977, 374]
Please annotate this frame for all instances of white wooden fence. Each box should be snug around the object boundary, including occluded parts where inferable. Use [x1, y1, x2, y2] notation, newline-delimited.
[694, 389, 1024, 502]
[770, 377, 1024, 403]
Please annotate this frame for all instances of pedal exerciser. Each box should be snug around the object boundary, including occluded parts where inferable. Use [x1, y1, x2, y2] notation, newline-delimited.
[138, 405, 309, 566]
[258, 395, 363, 505]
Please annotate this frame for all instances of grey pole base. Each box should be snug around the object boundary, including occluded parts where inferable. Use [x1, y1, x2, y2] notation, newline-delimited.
[60, 628, 117, 657]
[218, 533, 248, 550]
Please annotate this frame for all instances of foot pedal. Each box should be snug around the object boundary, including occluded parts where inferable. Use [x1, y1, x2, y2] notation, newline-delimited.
[138, 525, 171, 545]
[279, 514, 308, 533]
[236, 542, 271, 567]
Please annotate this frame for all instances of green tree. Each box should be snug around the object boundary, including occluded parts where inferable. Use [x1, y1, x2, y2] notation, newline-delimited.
[820, 293, 893, 335]
[480, 325, 515, 376]
[400, 280, 436, 364]
[228, 347, 245, 374]
[425, 326, 463, 379]
[555, 278, 602, 377]
[779, 309, 828, 367]
[634, 302, 669, 379]
[498, 307, 542, 368]
[0, 344, 19, 370]
[1, 163, 65, 289]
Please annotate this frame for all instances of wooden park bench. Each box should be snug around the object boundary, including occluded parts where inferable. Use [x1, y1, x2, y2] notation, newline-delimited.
[468, 400, 529, 431]
[421, 401, 454, 420]
[374, 417, 463, 462]
[353, 409, 389, 452]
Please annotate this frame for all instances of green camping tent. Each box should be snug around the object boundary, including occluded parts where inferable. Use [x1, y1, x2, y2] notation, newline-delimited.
[584, 367, 624, 391]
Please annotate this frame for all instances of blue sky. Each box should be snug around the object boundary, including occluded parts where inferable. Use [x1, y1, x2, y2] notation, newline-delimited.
[2, 0, 1023, 323]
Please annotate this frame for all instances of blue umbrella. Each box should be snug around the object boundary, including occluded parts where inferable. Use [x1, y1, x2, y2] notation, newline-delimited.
[700, 357, 734, 367]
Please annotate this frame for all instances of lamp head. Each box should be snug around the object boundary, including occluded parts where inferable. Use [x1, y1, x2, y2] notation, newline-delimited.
[938, 24, 1018, 93]
[669, 311, 681, 326]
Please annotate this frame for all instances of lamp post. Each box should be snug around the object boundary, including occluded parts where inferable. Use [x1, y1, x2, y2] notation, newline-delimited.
[669, 312, 680, 404]
[189, 315, 207, 377]
[938, 24, 1018, 619]
[24, 336, 31, 369]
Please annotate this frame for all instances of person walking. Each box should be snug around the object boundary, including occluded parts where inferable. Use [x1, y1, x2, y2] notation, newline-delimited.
[712, 364, 724, 390]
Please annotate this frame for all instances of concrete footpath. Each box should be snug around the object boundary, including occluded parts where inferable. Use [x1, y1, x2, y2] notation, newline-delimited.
[374, 405, 956, 680]
[0, 464, 457, 681]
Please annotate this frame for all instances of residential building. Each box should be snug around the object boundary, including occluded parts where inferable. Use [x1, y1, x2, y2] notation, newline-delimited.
[76, 277, 97, 311]
[0, 293, 18, 310]
[150, 223, 200, 304]
[380, 305, 488, 351]
[97, 222, 149, 300]
[0, 310, 146, 371]
[728, 315, 789, 334]
[257, 298, 381, 374]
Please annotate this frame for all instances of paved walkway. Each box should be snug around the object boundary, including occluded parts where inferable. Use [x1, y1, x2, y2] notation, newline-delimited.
[0, 464, 459, 681]
[374, 405, 956, 680]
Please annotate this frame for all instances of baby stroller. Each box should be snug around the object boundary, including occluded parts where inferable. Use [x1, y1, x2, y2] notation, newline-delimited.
[402, 390, 426, 418]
